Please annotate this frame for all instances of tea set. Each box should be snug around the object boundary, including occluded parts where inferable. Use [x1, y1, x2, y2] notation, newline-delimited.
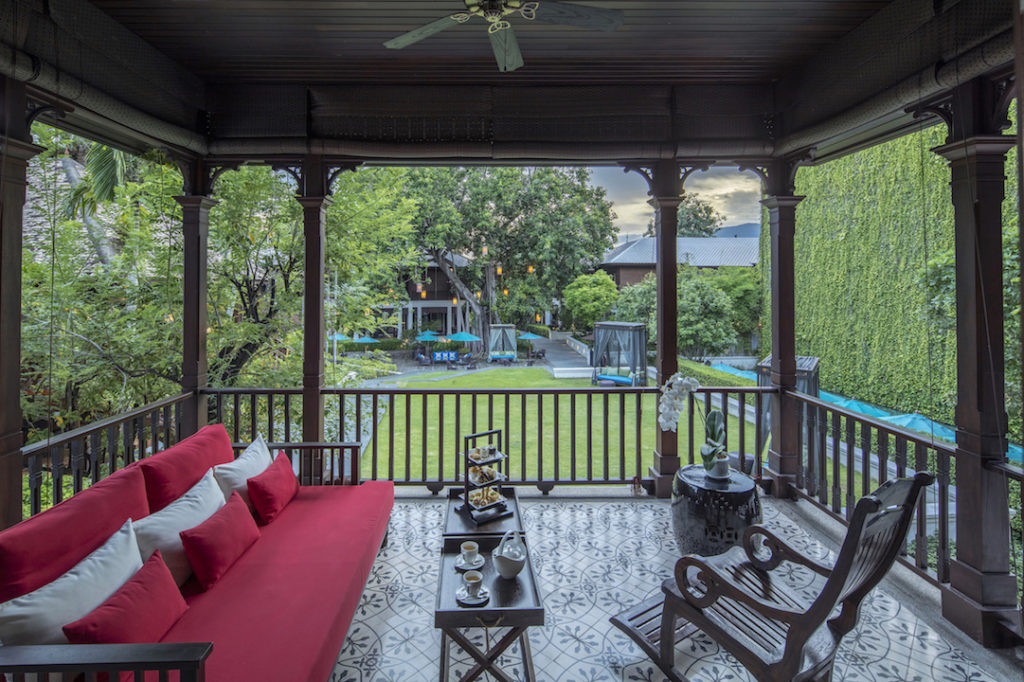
[454, 530, 527, 607]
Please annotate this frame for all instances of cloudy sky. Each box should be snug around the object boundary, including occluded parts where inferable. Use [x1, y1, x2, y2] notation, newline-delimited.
[588, 166, 763, 239]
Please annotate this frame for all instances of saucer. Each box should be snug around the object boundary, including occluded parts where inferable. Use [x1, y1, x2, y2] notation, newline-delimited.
[455, 585, 490, 607]
[455, 554, 485, 571]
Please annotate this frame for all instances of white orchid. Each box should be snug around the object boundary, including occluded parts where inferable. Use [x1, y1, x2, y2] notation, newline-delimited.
[658, 373, 701, 432]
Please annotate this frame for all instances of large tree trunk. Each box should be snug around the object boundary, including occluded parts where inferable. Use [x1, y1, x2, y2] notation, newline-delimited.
[430, 248, 493, 352]
[59, 158, 117, 268]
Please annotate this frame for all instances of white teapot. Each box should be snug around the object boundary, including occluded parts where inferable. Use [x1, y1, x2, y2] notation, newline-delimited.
[492, 530, 527, 579]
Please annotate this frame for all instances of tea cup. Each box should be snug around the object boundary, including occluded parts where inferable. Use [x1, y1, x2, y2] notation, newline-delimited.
[463, 570, 483, 598]
[461, 540, 479, 564]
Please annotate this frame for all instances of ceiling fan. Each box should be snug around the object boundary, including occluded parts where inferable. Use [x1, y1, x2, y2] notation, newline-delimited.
[383, 1, 624, 73]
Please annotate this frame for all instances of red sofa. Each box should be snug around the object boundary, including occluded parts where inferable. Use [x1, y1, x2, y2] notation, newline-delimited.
[0, 424, 394, 681]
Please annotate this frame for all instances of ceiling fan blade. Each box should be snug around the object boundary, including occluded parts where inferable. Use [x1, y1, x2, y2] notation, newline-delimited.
[532, 1, 624, 32]
[384, 15, 461, 49]
[489, 27, 525, 72]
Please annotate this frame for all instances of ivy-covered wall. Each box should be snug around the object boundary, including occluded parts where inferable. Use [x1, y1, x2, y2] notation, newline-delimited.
[760, 116, 1021, 442]
[762, 123, 958, 424]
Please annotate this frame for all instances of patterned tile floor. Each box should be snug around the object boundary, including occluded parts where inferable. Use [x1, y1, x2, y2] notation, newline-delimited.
[332, 497, 1004, 682]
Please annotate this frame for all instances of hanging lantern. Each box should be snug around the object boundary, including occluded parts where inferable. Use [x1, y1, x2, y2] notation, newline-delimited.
[503, 288, 509, 296]
[527, 265, 534, 274]
[475, 291, 482, 299]
[420, 290, 427, 299]
[481, 246, 489, 256]
[535, 313, 541, 323]
[206, 326, 213, 334]
[452, 296, 459, 305]
[496, 265, 503, 275]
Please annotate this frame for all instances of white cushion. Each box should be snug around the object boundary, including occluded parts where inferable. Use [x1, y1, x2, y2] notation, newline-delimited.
[0, 520, 143, 646]
[134, 468, 225, 585]
[213, 434, 273, 506]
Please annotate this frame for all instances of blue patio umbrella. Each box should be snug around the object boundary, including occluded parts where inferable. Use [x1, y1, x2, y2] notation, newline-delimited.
[328, 333, 350, 341]
[415, 332, 438, 342]
[447, 331, 482, 343]
[351, 336, 379, 351]
[518, 332, 543, 340]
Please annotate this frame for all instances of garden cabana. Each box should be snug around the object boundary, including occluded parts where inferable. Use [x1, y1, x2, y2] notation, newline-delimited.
[0, 1, 1021, 671]
[592, 321, 647, 386]
[487, 324, 518, 362]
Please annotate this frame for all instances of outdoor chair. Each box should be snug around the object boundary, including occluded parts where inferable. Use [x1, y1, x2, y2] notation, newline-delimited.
[611, 472, 934, 682]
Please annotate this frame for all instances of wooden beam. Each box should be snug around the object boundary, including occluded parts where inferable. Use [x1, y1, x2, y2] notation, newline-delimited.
[175, 193, 216, 437]
[299, 155, 329, 443]
[936, 78, 1021, 647]
[0, 77, 43, 529]
[762, 161, 804, 498]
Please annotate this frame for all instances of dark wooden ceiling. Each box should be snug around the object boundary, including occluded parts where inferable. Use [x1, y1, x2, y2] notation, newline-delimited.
[88, 1, 892, 85]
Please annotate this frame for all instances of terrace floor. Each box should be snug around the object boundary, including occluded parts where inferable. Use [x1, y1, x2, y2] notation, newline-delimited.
[332, 493, 1022, 682]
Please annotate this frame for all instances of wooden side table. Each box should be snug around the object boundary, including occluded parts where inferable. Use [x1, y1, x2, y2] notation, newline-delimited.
[670, 464, 762, 556]
[435, 535, 544, 682]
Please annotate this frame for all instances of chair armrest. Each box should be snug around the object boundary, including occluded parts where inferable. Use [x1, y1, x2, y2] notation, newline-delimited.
[742, 525, 833, 577]
[0, 643, 212, 681]
[672, 555, 806, 623]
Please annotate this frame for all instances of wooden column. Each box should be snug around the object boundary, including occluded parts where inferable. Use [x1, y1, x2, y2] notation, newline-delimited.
[175, 192, 215, 437]
[649, 160, 681, 497]
[762, 162, 804, 497]
[0, 77, 42, 529]
[298, 156, 330, 443]
[935, 79, 1020, 646]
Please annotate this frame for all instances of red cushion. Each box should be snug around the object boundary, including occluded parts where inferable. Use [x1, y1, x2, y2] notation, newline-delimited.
[162, 482, 393, 682]
[179, 492, 260, 590]
[62, 550, 188, 644]
[0, 466, 148, 602]
[247, 453, 299, 524]
[140, 424, 234, 512]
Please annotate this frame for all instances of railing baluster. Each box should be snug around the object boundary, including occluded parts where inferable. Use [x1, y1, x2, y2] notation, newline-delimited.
[267, 394, 275, 443]
[937, 448, 950, 582]
[29, 453, 42, 516]
[215, 393, 223, 426]
[586, 393, 593, 481]
[371, 394, 379, 481]
[878, 430, 889, 485]
[618, 392, 626, 481]
[232, 394, 240, 442]
[817, 405, 827, 506]
[388, 393, 395, 480]
[845, 416, 855, 520]
[339, 392, 346, 441]
[249, 393, 257, 441]
[830, 411, 841, 513]
[860, 422, 871, 498]
[805, 402, 816, 497]
[503, 395, 510, 478]
[421, 394, 428, 483]
[602, 392, 609, 481]
[738, 391, 747, 473]
[795, 402, 804, 490]
[520, 393, 527, 482]
[553, 394, 560, 484]
[283, 393, 292, 443]
[537, 394, 545, 487]
[688, 393, 696, 466]
[70, 438, 84, 495]
[455, 393, 461, 483]
[635, 392, 642, 481]
[437, 394, 445, 484]
[122, 420, 133, 467]
[89, 431, 101, 482]
[404, 393, 412, 481]
[754, 393, 763, 475]
[150, 411, 159, 457]
[50, 446, 63, 505]
[107, 424, 118, 475]
[162, 404, 172, 450]
[570, 393, 577, 482]
[914, 442, 929, 570]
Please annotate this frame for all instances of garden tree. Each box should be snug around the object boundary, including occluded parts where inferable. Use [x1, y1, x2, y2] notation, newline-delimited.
[615, 269, 736, 359]
[704, 267, 761, 352]
[403, 167, 616, 335]
[206, 166, 418, 387]
[21, 126, 418, 440]
[677, 275, 737, 359]
[644, 190, 724, 237]
[561, 270, 619, 331]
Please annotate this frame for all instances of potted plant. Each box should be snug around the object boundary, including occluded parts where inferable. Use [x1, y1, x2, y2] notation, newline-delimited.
[700, 409, 731, 480]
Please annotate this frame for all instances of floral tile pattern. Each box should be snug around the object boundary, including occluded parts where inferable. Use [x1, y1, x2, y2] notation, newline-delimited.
[332, 497, 1001, 682]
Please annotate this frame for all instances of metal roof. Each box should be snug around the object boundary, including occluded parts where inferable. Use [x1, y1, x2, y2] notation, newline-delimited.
[602, 238, 759, 268]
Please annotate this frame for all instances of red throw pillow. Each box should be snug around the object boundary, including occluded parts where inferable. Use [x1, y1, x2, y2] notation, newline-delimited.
[62, 550, 187, 644]
[247, 452, 299, 525]
[179, 492, 260, 590]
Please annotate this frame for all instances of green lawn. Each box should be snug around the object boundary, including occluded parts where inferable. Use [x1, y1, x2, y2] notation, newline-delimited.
[361, 368, 758, 485]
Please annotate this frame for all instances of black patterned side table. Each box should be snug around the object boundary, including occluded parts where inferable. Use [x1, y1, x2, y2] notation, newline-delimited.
[670, 464, 762, 556]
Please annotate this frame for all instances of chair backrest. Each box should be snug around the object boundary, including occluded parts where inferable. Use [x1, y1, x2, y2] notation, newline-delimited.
[812, 472, 934, 629]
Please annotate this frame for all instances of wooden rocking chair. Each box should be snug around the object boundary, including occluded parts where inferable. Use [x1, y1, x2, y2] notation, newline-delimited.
[611, 472, 934, 682]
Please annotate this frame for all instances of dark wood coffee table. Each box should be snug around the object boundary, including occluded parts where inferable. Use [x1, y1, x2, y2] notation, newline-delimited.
[434, 534, 544, 682]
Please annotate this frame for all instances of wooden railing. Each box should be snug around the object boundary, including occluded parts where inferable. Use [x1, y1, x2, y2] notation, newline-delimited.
[987, 459, 1024, 615]
[0, 642, 211, 682]
[685, 386, 776, 475]
[203, 386, 659, 491]
[19, 392, 191, 517]
[789, 391, 956, 585]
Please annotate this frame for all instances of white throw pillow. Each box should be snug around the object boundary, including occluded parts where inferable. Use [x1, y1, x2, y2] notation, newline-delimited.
[213, 434, 273, 506]
[0, 520, 143, 646]
[134, 468, 225, 585]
